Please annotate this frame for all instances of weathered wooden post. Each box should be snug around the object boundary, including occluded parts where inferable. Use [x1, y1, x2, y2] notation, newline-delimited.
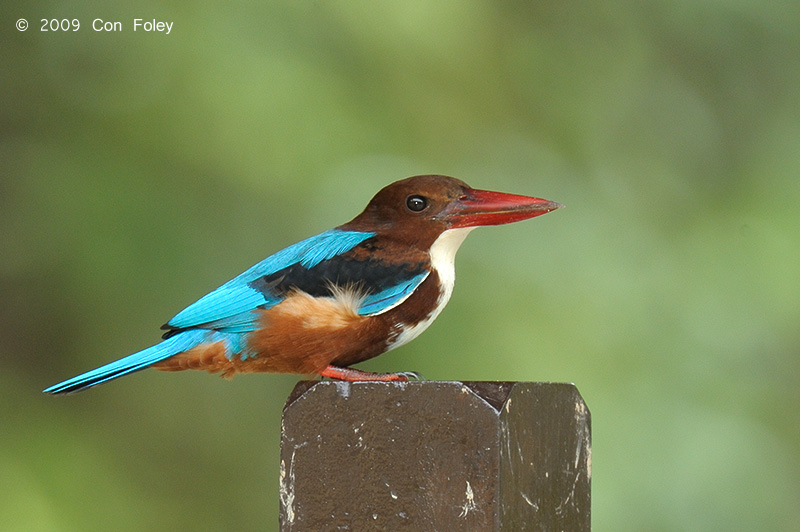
[280, 381, 590, 531]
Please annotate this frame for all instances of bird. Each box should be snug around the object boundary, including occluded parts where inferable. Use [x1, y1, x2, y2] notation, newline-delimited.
[44, 175, 561, 394]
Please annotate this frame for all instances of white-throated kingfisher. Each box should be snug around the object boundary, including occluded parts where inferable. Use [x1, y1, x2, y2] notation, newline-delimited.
[44, 175, 561, 394]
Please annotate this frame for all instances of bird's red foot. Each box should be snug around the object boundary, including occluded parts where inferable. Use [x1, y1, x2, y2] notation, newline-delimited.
[320, 365, 423, 382]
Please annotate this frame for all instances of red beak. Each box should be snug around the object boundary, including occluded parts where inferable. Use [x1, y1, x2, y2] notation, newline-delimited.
[442, 188, 563, 228]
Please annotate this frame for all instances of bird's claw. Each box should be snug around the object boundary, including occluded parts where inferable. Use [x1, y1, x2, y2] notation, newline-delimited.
[319, 365, 424, 382]
[396, 371, 425, 381]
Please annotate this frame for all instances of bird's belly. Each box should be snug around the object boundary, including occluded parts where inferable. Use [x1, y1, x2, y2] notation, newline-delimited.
[385, 265, 455, 352]
[387, 313, 437, 351]
[246, 291, 388, 373]
[386, 290, 449, 351]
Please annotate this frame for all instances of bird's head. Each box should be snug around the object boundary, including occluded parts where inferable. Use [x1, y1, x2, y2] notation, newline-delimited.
[345, 175, 562, 246]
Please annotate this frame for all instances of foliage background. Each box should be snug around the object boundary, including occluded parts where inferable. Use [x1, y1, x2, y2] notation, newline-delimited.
[2, 1, 798, 531]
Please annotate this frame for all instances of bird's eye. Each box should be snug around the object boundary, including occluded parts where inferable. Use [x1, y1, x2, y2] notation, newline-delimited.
[406, 195, 428, 212]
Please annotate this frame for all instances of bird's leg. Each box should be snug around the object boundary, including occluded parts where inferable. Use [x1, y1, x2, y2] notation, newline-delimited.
[319, 365, 423, 382]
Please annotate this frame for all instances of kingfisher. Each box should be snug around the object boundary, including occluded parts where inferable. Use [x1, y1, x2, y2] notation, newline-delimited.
[44, 175, 561, 394]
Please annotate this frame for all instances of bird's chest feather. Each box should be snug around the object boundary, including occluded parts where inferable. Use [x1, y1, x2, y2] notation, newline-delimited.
[385, 227, 474, 350]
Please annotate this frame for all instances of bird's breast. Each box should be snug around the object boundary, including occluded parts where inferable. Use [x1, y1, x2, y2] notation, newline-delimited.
[385, 227, 474, 351]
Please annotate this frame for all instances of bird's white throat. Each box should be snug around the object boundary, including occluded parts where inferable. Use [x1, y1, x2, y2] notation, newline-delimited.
[388, 227, 475, 350]
[428, 226, 474, 303]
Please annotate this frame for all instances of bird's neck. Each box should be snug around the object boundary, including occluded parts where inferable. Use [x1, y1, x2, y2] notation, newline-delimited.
[428, 227, 475, 301]
[385, 227, 475, 351]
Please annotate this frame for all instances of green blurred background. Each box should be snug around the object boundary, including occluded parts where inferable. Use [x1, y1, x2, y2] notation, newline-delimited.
[2, 1, 799, 530]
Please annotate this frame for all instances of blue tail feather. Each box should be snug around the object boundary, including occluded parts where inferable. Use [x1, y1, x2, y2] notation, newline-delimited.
[43, 330, 208, 395]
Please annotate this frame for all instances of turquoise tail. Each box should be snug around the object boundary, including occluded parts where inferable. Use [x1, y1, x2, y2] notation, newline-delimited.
[43, 330, 207, 395]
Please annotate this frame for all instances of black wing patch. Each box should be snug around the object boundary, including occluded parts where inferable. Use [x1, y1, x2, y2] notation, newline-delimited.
[248, 255, 428, 301]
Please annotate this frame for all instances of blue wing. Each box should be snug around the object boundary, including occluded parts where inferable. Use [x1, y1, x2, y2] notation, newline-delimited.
[358, 271, 429, 315]
[165, 229, 375, 331]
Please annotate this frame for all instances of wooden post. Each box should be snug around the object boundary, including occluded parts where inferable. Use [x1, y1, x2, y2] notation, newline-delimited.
[280, 381, 591, 531]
